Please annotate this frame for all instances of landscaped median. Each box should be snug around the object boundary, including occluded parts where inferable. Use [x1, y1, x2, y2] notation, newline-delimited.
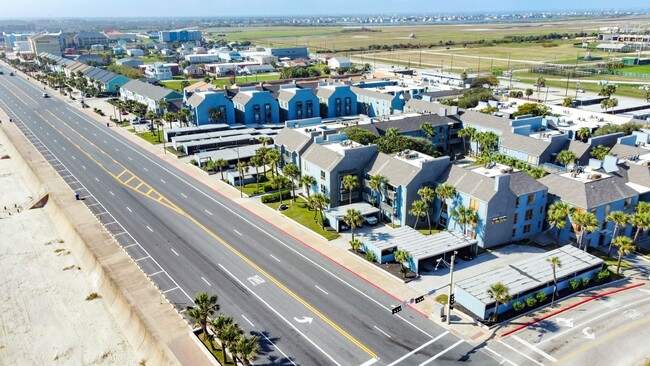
[263, 196, 340, 241]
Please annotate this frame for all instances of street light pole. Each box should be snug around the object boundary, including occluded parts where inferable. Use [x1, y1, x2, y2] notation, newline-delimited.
[446, 251, 457, 325]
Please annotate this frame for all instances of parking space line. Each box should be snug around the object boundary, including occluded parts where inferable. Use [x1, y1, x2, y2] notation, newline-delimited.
[135, 256, 151, 262]
[163, 286, 179, 294]
[374, 326, 391, 338]
[512, 335, 556, 363]
[485, 347, 518, 366]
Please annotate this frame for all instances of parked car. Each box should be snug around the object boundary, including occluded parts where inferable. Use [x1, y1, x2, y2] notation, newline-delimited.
[42, 93, 49, 98]
[0, 70, 4, 75]
[363, 215, 378, 225]
[9, 72, 14, 76]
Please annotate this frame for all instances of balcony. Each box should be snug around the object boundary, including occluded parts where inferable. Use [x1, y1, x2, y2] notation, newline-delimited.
[380, 202, 397, 215]
[386, 190, 397, 200]
[339, 191, 359, 203]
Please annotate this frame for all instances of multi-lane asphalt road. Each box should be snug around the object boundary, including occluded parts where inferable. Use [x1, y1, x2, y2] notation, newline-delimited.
[0, 67, 497, 365]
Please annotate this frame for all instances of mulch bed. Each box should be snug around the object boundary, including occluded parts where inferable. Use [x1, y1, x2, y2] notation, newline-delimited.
[349, 249, 419, 283]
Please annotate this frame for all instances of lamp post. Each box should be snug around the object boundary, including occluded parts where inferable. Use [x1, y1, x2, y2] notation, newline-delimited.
[437, 250, 457, 325]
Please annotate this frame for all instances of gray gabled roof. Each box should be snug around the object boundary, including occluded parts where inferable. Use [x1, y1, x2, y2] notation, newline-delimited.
[609, 143, 648, 159]
[509, 171, 548, 196]
[232, 90, 253, 105]
[350, 86, 396, 102]
[277, 89, 297, 102]
[121, 80, 182, 101]
[186, 93, 206, 108]
[274, 128, 312, 153]
[566, 140, 592, 162]
[302, 143, 344, 171]
[316, 86, 336, 99]
[365, 152, 424, 187]
[436, 165, 498, 202]
[501, 133, 551, 156]
[460, 110, 511, 132]
[538, 171, 638, 209]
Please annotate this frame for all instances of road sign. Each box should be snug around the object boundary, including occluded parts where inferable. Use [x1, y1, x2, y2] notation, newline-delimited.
[415, 296, 424, 304]
[427, 289, 437, 296]
[392, 306, 402, 314]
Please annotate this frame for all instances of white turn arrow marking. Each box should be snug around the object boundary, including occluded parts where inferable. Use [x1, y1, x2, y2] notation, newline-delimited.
[557, 317, 574, 328]
[638, 289, 650, 294]
[293, 316, 313, 324]
[582, 327, 595, 340]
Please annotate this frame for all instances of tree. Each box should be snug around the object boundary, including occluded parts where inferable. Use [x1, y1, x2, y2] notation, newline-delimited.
[409, 200, 429, 229]
[269, 175, 290, 206]
[234, 335, 261, 366]
[546, 256, 562, 306]
[606, 211, 632, 256]
[632, 212, 650, 246]
[349, 239, 362, 252]
[220, 323, 243, 364]
[310, 193, 330, 229]
[512, 103, 550, 117]
[264, 149, 281, 177]
[341, 126, 378, 145]
[258, 136, 271, 147]
[154, 118, 164, 142]
[590, 145, 611, 160]
[576, 127, 591, 142]
[525, 88, 534, 99]
[612, 236, 635, 274]
[435, 184, 456, 228]
[420, 122, 436, 140]
[282, 163, 301, 201]
[255, 147, 270, 176]
[460, 71, 468, 85]
[177, 107, 191, 127]
[556, 150, 577, 167]
[163, 112, 177, 130]
[180, 80, 190, 90]
[157, 99, 169, 118]
[368, 174, 387, 208]
[487, 282, 512, 322]
[186, 293, 220, 340]
[214, 158, 228, 180]
[236, 162, 249, 195]
[476, 131, 499, 155]
[571, 211, 599, 251]
[299, 174, 316, 199]
[418, 187, 436, 234]
[599, 84, 617, 97]
[562, 97, 574, 107]
[457, 127, 476, 154]
[547, 201, 572, 244]
[210, 314, 233, 356]
[342, 174, 359, 205]
[343, 208, 364, 241]
[451, 205, 479, 236]
[394, 250, 411, 278]
[249, 156, 263, 191]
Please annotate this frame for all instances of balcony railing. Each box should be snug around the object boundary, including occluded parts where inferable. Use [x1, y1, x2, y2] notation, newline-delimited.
[380, 202, 397, 214]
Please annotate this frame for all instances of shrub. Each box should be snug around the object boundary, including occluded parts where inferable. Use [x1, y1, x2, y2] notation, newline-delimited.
[597, 269, 610, 282]
[569, 279, 580, 290]
[189, 159, 198, 166]
[365, 251, 376, 262]
[535, 291, 547, 303]
[263, 184, 277, 193]
[581, 277, 590, 287]
[525, 297, 537, 308]
[435, 294, 448, 304]
[85, 292, 100, 301]
[261, 190, 292, 203]
[513, 301, 525, 312]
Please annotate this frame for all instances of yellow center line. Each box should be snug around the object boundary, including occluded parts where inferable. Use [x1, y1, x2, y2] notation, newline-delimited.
[555, 315, 650, 364]
[28, 100, 376, 358]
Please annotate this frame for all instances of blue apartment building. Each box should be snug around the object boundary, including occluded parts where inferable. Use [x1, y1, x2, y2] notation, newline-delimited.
[160, 29, 202, 43]
[351, 86, 403, 117]
[277, 86, 319, 122]
[232, 87, 280, 125]
[316, 83, 357, 119]
[185, 90, 235, 126]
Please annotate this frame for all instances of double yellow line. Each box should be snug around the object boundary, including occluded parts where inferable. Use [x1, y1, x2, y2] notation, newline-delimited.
[24, 93, 376, 358]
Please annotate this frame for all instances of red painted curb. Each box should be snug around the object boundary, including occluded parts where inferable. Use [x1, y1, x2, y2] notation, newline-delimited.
[142, 148, 430, 319]
[500, 282, 645, 337]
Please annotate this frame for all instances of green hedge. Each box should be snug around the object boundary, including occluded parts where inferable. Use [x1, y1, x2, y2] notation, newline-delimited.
[261, 190, 292, 203]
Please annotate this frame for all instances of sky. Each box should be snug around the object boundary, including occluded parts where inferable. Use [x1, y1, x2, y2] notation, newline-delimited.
[3, 0, 650, 18]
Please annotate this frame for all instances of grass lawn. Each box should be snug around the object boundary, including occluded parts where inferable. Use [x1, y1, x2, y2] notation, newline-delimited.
[517, 77, 648, 99]
[592, 252, 632, 270]
[264, 199, 340, 240]
[621, 65, 650, 74]
[417, 228, 443, 236]
[198, 333, 234, 365]
[159, 79, 201, 92]
[211, 73, 281, 89]
[134, 130, 164, 145]
[165, 146, 186, 157]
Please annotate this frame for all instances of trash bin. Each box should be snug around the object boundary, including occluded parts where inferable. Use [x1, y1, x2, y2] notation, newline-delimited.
[75, 193, 80, 200]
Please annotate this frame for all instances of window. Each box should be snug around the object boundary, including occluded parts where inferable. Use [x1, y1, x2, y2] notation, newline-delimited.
[525, 209, 533, 221]
[253, 104, 261, 123]
[296, 101, 303, 119]
[513, 213, 518, 225]
[335, 98, 342, 116]
[265, 103, 272, 122]
[345, 97, 351, 115]
[527, 194, 535, 205]
[516, 197, 520, 207]
[469, 198, 479, 212]
[540, 206, 543, 214]
[320, 170, 326, 180]
[605, 204, 611, 216]
[320, 184, 326, 194]
[512, 228, 517, 237]
[523, 224, 531, 234]
[624, 198, 632, 210]
[306, 100, 313, 118]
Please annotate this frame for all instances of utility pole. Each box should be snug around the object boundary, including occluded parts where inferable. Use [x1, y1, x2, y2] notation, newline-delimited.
[446, 251, 457, 325]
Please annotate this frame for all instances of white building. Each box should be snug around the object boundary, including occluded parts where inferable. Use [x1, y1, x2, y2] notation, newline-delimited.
[144, 62, 173, 81]
[126, 48, 144, 57]
[329, 56, 351, 69]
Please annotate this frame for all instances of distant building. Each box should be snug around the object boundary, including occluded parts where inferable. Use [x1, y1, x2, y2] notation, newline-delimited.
[144, 62, 173, 81]
[116, 58, 143, 68]
[232, 87, 280, 124]
[596, 43, 631, 52]
[183, 64, 204, 77]
[267, 47, 309, 60]
[185, 90, 235, 126]
[329, 56, 351, 69]
[159, 29, 202, 43]
[316, 82, 357, 118]
[277, 86, 319, 122]
[126, 48, 144, 57]
[28, 32, 62, 56]
[120, 80, 183, 114]
[73, 31, 108, 48]
[90, 44, 104, 51]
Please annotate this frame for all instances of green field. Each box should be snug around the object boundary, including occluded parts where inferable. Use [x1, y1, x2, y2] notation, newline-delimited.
[621, 65, 650, 74]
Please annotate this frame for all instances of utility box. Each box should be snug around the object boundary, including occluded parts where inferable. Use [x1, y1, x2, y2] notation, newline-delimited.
[433, 302, 445, 322]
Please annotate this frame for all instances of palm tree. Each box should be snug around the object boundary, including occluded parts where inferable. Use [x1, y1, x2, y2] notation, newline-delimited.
[418, 187, 436, 234]
[606, 211, 632, 256]
[435, 184, 456, 228]
[264, 149, 281, 177]
[458, 126, 476, 154]
[394, 250, 411, 278]
[570, 211, 599, 251]
[576, 127, 591, 142]
[177, 107, 191, 127]
[249, 156, 263, 191]
[368, 174, 387, 210]
[310, 193, 330, 229]
[154, 118, 164, 142]
[632, 212, 650, 246]
[451, 205, 479, 236]
[234, 335, 261, 366]
[409, 200, 428, 229]
[186, 293, 220, 340]
[208, 107, 223, 123]
[342, 174, 359, 205]
[343, 208, 364, 241]
[546, 256, 562, 306]
[487, 282, 512, 322]
[258, 136, 271, 147]
[420, 122, 436, 140]
[477, 131, 499, 155]
[283, 163, 301, 201]
[270, 175, 290, 206]
[547, 201, 572, 244]
[613, 236, 635, 274]
[562, 97, 574, 108]
[210, 314, 233, 354]
[255, 147, 270, 176]
[220, 323, 243, 364]
[236, 162, 249, 195]
[556, 150, 577, 168]
[299, 174, 316, 199]
[214, 158, 228, 180]
[157, 99, 169, 117]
